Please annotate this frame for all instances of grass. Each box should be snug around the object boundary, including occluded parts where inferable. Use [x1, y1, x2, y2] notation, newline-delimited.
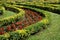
[0, 10, 16, 19]
[26, 11, 60, 40]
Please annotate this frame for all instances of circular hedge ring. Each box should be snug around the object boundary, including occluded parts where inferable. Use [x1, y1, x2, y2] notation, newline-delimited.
[0, 6, 25, 27]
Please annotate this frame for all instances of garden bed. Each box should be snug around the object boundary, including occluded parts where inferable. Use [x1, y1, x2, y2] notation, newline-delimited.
[0, 4, 50, 40]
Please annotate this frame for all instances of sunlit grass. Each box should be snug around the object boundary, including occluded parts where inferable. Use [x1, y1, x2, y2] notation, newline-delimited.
[0, 10, 16, 19]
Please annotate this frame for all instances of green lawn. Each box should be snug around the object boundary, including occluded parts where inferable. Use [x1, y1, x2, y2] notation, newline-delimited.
[0, 10, 16, 19]
[26, 12, 60, 40]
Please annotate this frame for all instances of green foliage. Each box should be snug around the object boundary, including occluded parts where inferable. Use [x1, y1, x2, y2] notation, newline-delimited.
[17, 3, 60, 14]
[0, 29, 30, 40]
[0, 6, 5, 15]
[9, 32, 20, 40]
[0, 35, 7, 40]
[0, 6, 25, 27]
[24, 21, 44, 34]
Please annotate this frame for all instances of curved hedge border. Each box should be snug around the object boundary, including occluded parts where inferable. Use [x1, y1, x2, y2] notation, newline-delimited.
[16, 3, 60, 14]
[0, 6, 25, 27]
[0, 5, 50, 40]
[13, 5, 50, 20]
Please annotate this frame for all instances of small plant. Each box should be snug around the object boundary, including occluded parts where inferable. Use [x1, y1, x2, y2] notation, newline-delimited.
[0, 6, 5, 15]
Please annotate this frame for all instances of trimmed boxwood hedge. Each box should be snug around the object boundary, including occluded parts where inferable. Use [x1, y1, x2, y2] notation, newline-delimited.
[0, 30, 30, 40]
[16, 3, 60, 14]
[0, 6, 25, 27]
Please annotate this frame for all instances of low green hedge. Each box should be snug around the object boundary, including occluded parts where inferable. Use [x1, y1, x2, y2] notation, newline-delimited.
[0, 6, 25, 27]
[0, 30, 30, 40]
[16, 3, 60, 14]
